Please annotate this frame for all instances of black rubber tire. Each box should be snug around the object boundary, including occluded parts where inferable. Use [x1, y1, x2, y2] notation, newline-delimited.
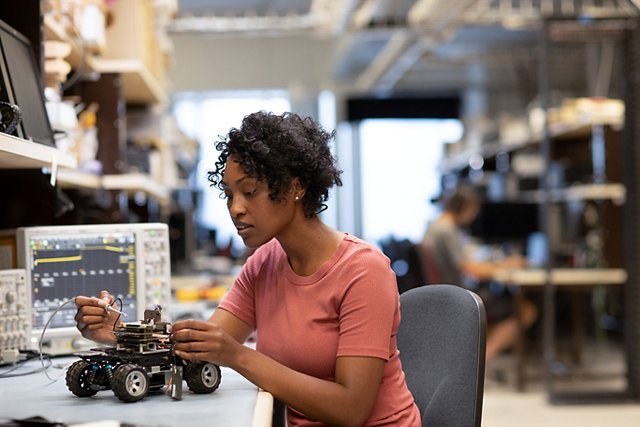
[111, 364, 150, 402]
[66, 360, 99, 397]
[185, 361, 221, 394]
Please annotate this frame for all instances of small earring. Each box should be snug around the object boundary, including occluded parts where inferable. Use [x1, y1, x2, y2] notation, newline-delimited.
[295, 196, 299, 201]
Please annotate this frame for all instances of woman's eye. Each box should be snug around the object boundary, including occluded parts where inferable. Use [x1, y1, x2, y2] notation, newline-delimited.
[244, 189, 257, 197]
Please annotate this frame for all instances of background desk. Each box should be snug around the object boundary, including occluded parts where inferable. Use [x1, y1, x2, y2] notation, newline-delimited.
[0, 357, 273, 427]
[493, 268, 627, 392]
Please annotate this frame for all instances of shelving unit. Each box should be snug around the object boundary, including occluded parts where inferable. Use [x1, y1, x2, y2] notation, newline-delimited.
[494, 268, 628, 286]
[520, 183, 626, 204]
[56, 169, 172, 205]
[532, 21, 633, 403]
[102, 173, 171, 203]
[89, 57, 169, 105]
[44, 9, 169, 105]
[0, 133, 77, 169]
[433, 19, 632, 399]
[439, 121, 620, 175]
[43, 15, 86, 69]
[56, 168, 101, 189]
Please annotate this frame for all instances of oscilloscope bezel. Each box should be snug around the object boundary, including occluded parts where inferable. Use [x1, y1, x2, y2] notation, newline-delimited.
[16, 223, 171, 354]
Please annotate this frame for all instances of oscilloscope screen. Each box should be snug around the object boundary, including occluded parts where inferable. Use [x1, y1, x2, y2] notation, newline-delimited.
[29, 232, 138, 329]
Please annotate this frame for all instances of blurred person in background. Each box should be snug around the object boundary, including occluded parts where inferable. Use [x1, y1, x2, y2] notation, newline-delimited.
[421, 185, 538, 364]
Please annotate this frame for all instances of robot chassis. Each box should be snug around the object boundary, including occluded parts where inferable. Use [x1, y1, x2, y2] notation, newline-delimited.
[65, 307, 221, 402]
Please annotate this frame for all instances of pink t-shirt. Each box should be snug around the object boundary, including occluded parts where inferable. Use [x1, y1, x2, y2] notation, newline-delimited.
[219, 234, 421, 426]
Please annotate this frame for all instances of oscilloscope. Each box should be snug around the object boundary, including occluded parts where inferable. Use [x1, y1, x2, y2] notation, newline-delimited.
[16, 223, 171, 355]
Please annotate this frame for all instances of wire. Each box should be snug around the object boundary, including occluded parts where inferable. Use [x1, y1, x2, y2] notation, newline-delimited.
[38, 297, 122, 381]
[61, 22, 88, 91]
[2, 297, 119, 382]
[0, 354, 52, 378]
[39, 297, 77, 382]
[113, 297, 124, 330]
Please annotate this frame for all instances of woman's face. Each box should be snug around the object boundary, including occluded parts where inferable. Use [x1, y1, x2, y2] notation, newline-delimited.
[221, 154, 297, 248]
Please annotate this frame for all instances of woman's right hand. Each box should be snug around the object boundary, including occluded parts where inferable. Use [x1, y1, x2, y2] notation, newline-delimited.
[74, 290, 119, 345]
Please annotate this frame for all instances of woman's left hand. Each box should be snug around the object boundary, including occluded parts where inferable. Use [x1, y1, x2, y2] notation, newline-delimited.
[171, 319, 243, 367]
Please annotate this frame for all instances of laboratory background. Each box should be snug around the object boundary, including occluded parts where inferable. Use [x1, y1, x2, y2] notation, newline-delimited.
[1, 1, 640, 426]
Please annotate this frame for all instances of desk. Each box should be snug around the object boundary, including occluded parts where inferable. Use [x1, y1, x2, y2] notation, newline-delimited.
[493, 268, 627, 287]
[493, 268, 627, 392]
[0, 357, 273, 427]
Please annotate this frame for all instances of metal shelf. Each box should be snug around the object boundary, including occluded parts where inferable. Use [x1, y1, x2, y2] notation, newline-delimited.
[439, 121, 619, 175]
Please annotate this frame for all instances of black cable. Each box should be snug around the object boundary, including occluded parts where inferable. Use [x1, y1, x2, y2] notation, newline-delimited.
[113, 297, 124, 330]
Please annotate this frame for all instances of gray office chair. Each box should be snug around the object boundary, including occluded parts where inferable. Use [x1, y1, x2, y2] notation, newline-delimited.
[397, 284, 487, 427]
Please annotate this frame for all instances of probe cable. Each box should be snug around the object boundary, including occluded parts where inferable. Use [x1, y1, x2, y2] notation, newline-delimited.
[39, 297, 78, 382]
[38, 297, 125, 382]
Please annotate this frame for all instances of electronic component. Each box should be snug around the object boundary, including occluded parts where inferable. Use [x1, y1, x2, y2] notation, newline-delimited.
[16, 223, 171, 355]
[0, 269, 30, 364]
[104, 304, 127, 317]
[0, 101, 22, 134]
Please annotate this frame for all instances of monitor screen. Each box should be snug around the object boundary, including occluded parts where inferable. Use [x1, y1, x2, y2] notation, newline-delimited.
[28, 231, 138, 330]
[469, 202, 540, 242]
[0, 19, 55, 146]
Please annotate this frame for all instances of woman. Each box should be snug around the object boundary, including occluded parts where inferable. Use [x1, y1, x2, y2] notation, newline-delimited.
[75, 111, 421, 427]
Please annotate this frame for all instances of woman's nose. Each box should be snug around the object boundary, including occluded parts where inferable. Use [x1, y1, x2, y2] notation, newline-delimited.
[229, 197, 246, 217]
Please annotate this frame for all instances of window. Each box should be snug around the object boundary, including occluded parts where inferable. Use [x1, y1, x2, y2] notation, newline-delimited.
[174, 91, 291, 252]
[359, 119, 463, 245]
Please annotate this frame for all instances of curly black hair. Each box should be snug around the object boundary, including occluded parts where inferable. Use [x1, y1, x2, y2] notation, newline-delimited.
[208, 111, 343, 218]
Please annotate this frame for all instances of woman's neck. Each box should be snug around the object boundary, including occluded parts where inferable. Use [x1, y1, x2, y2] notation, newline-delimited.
[277, 217, 345, 277]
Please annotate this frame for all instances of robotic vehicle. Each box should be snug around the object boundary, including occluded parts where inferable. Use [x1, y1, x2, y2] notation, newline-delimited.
[65, 307, 221, 402]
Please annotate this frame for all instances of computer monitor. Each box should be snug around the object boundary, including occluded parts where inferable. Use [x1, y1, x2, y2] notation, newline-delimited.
[469, 202, 540, 242]
[16, 223, 171, 355]
[0, 18, 55, 146]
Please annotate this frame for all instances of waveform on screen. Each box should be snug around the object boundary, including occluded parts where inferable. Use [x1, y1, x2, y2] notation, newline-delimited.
[33, 246, 126, 266]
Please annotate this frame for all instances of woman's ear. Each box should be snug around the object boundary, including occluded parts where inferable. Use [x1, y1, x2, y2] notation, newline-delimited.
[291, 178, 306, 201]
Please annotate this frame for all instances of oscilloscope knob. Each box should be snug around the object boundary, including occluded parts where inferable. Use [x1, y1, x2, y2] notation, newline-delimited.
[5, 291, 16, 304]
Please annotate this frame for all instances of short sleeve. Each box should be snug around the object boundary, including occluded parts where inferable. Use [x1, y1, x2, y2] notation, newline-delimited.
[336, 248, 399, 361]
[217, 251, 264, 329]
[441, 227, 465, 267]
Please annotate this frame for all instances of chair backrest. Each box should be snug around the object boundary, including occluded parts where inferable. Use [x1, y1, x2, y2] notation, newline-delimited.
[414, 243, 442, 285]
[380, 238, 426, 294]
[397, 284, 487, 427]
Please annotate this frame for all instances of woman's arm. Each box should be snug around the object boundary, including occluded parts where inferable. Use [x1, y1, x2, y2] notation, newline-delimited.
[173, 313, 384, 427]
[236, 351, 385, 427]
[206, 306, 255, 344]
